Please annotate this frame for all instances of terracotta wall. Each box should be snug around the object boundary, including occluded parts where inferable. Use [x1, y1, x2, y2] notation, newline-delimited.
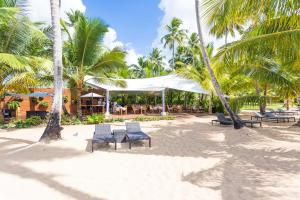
[0, 88, 73, 119]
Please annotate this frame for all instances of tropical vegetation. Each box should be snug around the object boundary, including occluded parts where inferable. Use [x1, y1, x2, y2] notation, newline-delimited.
[0, 0, 300, 136]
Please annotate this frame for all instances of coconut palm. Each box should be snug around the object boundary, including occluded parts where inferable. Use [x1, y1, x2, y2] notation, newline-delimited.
[40, 0, 63, 141]
[0, 1, 52, 97]
[195, 0, 244, 129]
[204, 0, 244, 44]
[62, 12, 126, 117]
[129, 57, 149, 78]
[161, 17, 187, 69]
[148, 48, 165, 76]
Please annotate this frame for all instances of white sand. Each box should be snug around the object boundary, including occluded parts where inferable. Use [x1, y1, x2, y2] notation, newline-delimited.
[1, 114, 300, 200]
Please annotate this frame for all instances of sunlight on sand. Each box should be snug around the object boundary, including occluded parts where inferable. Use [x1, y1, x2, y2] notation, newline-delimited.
[0, 114, 300, 200]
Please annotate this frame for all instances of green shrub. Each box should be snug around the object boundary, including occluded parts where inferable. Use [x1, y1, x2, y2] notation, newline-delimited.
[63, 96, 68, 103]
[7, 101, 20, 110]
[39, 101, 49, 107]
[15, 120, 30, 128]
[31, 97, 38, 104]
[228, 98, 243, 114]
[86, 114, 104, 124]
[26, 116, 42, 126]
[212, 98, 224, 113]
[61, 115, 82, 125]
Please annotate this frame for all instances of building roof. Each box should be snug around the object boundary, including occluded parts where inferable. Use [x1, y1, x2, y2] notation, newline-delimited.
[85, 74, 208, 94]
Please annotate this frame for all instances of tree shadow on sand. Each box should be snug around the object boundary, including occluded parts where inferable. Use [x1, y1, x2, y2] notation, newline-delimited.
[88, 121, 300, 199]
[179, 125, 300, 200]
[0, 137, 104, 200]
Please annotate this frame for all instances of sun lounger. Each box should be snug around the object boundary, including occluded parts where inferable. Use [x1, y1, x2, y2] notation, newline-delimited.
[92, 124, 116, 152]
[211, 113, 233, 126]
[125, 122, 151, 149]
[264, 112, 296, 123]
[213, 113, 262, 127]
[251, 112, 266, 121]
[277, 108, 298, 115]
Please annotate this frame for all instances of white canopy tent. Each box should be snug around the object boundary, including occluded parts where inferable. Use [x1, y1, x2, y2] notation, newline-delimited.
[85, 74, 208, 116]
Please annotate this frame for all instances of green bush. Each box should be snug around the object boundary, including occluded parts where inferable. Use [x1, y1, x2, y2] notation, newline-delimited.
[61, 115, 82, 125]
[15, 120, 30, 128]
[26, 116, 43, 126]
[63, 96, 68, 103]
[39, 101, 49, 107]
[31, 97, 38, 104]
[86, 114, 104, 124]
[212, 98, 224, 113]
[1, 116, 43, 129]
[7, 101, 20, 110]
[228, 98, 243, 114]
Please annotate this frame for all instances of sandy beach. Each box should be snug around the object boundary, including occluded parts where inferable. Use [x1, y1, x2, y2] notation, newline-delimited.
[0, 114, 300, 200]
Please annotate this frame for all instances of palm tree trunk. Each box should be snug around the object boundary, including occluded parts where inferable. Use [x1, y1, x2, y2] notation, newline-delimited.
[286, 98, 290, 110]
[195, 0, 243, 129]
[40, 0, 63, 141]
[255, 81, 264, 113]
[62, 102, 69, 116]
[261, 84, 267, 113]
[208, 91, 212, 114]
[76, 89, 82, 118]
[172, 41, 175, 69]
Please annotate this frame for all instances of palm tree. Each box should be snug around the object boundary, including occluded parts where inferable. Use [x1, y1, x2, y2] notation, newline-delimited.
[205, 0, 244, 44]
[0, 1, 52, 97]
[161, 17, 187, 69]
[195, 0, 244, 129]
[40, 0, 63, 141]
[62, 12, 126, 118]
[148, 48, 165, 76]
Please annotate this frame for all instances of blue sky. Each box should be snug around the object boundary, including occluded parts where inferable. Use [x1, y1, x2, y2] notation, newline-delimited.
[83, 0, 163, 55]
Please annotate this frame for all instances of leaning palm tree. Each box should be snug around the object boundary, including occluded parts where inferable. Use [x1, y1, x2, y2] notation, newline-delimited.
[161, 17, 187, 69]
[195, 0, 244, 129]
[40, 0, 63, 141]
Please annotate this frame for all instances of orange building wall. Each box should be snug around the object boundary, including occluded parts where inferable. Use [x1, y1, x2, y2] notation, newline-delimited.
[0, 88, 73, 119]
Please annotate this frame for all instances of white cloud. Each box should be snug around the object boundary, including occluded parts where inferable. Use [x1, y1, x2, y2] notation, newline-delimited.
[153, 0, 235, 60]
[103, 28, 141, 65]
[103, 28, 124, 49]
[125, 47, 142, 66]
[27, 0, 86, 23]
[28, 0, 140, 66]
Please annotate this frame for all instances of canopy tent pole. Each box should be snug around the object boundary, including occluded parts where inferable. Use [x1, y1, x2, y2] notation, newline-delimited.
[105, 90, 110, 117]
[161, 89, 166, 116]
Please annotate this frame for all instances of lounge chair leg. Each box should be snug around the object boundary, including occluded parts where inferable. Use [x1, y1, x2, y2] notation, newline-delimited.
[91, 142, 94, 153]
[149, 138, 151, 148]
[129, 141, 131, 149]
[114, 142, 117, 150]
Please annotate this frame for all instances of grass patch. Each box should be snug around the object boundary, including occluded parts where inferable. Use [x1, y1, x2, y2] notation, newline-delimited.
[241, 103, 284, 110]
[134, 115, 176, 122]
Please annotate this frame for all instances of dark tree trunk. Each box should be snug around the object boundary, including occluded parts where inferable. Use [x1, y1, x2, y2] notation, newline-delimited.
[62, 102, 70, 116]
[195, 0, 243, 129]
[40, 112, 63, 142]
[286, 98, 290, 110]
[261, 84, 267, 113]
[255, 81, 264, 113]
